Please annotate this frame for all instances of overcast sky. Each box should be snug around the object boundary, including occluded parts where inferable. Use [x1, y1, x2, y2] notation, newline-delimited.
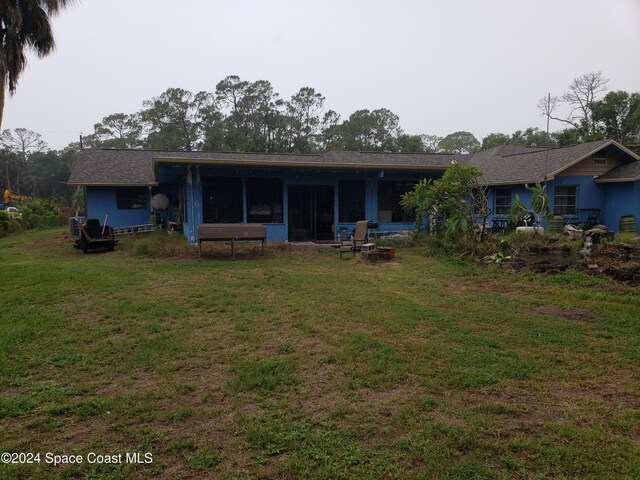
[4, 0, 640, 150]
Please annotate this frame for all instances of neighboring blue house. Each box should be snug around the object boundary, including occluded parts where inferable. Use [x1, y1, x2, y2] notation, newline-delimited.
[67, 139, 640, 243]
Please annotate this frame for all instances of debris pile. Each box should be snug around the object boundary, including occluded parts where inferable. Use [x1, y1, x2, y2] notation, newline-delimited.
[577, 240, 640, 285]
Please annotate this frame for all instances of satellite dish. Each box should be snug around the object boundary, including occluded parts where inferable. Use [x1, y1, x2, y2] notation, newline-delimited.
[151, 193, 169, 211]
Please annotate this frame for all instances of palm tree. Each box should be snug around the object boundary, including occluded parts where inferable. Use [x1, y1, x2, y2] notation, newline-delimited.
[0, 0, 73, 129]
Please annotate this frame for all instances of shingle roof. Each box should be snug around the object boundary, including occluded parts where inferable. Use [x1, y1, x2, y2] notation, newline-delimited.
[472, 144, 549, 158]
[68, 140, 640, 187]
[68, 149, 463, 185]
[68, 149, 157, 186]
[309, 151, 466, 168]
[469, 139, 639, 186]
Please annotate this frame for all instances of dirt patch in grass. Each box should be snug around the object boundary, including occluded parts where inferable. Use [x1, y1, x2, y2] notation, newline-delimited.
[533, 304, 599, 323]
[299, 361, 345, 417]
[354, 257, 401, 268]
[447, 277, 523, 296]
[462, 374, 638, 435]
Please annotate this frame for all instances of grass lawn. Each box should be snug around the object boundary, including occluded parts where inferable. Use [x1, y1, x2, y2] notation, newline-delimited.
[1, 229, 639, 479]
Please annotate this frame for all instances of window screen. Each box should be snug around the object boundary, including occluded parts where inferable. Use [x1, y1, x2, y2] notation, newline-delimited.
[247, 178, 283, 223]
[554, 186, 577, 216]
[494, 188, 512, 216]
[377, 181, 415, 223]
[338, 180, 365, 222]
[202, 177, 243, 223]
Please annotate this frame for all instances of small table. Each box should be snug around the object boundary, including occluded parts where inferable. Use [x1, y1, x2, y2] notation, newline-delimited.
[361, 243, 379, 261]
[361, 243, 376, 253]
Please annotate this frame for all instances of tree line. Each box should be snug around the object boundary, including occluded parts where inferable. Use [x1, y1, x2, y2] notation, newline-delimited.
[83, 72, 640, 154]
[83, 76, 422, 154]
[1, 129, 76, 201]
[1, 72, 638, 202]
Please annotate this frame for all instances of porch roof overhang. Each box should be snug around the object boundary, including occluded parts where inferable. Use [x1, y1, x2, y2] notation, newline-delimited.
[594, 176, 640, 183]
[152, 156, 449, 172]
[67, 181, 159, 187]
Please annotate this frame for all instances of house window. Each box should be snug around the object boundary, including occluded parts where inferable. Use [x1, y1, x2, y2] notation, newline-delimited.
[339, 180, 365, 222]
[494, 188, 512, 216]
[378, 181, 415, 223]
[116, 187, 147, 209]
[554, 186, 577, 216]
[202, 177, 243, 223]
[593, 156, 607, 165]
[247, 178, 283, 223]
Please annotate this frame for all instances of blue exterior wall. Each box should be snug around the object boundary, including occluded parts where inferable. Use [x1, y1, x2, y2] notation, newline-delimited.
[485, 177, 639, 232]
[486, 185, 533, 222]
[86, 187, 150, 227]
[486, 180, 591, 229]
[557, 176, 640, 232]
[602, 181, 640, 233]
[550, 175, 605, 217]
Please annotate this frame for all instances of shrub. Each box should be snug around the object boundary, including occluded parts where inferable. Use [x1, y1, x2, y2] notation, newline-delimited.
[19, 198, 61, 223]
[401, 162, 489, 243]
[0, 210, 28, 237]
[0, 197, 64, 237]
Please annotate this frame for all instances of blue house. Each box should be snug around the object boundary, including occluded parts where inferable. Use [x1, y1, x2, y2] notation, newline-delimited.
[67, 139, 640, 242]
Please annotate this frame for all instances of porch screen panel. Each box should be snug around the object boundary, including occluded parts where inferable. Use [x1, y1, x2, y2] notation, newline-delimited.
[378, 181, 415, 223]
[338, 180, 365, 222]
[554, 186, 577, 215]
[494, 188, 512, 215]
[247, 178, 283, 223]
[202, 177, 243, 223]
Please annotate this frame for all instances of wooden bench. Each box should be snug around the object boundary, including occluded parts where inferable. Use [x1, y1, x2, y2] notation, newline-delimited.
[198, 223, 266, 260]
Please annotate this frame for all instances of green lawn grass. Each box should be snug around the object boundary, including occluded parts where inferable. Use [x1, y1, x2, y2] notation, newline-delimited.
[0, 229, 639, 479]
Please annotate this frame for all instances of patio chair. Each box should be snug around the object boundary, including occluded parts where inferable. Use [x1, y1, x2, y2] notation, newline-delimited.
[338, 228, 354, 259]
[338, 220, 369, 259]
[584, 211, 600, 230]
[352, 220, 369, 250]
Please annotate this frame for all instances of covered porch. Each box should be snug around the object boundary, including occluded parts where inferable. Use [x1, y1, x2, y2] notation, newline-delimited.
[155, 161, 439, 244]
